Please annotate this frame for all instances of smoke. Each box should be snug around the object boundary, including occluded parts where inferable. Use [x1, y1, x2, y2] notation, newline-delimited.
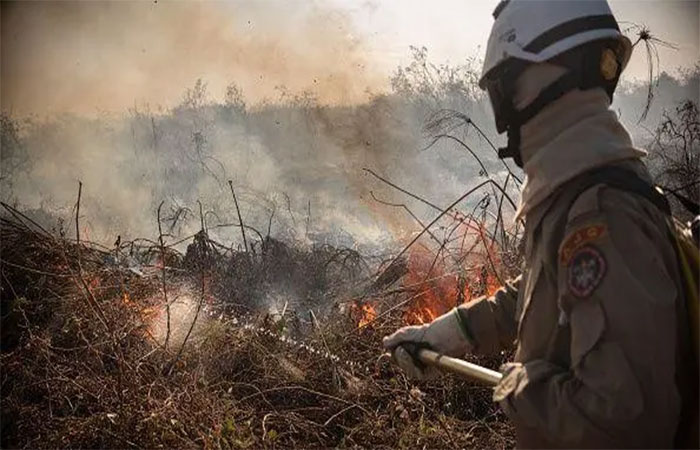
[1, 1, 386, 116]
[2, 1, 697, 251]
[0, 1, 416, 247]
[4, 65, 697, 250]
[1, 76, 507, 250]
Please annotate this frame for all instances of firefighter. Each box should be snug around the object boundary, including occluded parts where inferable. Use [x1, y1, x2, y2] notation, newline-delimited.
[383, 1, 697, 447]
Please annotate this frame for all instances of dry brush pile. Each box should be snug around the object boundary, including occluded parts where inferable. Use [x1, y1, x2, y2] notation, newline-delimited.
[1, 139, 521, 448]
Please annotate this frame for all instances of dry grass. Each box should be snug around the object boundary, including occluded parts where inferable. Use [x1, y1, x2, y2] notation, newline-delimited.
[1, 201, 514, 449]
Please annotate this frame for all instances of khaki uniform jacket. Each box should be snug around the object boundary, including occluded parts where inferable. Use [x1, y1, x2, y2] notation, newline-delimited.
[458, 159, 689, 448]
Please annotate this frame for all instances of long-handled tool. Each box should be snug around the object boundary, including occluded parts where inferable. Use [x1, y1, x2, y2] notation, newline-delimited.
[413, 347, 503, 386]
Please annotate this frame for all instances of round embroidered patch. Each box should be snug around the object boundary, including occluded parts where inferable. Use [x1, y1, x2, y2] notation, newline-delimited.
[567, 245, 607, 298]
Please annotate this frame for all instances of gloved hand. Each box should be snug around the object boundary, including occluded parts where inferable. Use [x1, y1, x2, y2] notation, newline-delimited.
[382, 308, 474, 380]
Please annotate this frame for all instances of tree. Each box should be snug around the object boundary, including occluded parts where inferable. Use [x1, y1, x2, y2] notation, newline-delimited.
[650, 99, 700, 221]
[224, 82, 246, 115]
[0, 114, 28, 193]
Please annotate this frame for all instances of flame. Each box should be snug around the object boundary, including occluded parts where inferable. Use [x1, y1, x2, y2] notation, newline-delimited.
[352, 302, 377, 328]
[403, 305, 438, 325]
[122, 292, 132, 305]
[484, 271, 501, 297]
[400, 222, 506, 325]
[140, 306, 160, 321]
[401, 248, 459, 325]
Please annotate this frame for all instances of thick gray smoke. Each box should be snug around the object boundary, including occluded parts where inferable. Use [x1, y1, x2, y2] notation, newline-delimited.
[3, 66, 697, 250]
[0, 67, 502, 248]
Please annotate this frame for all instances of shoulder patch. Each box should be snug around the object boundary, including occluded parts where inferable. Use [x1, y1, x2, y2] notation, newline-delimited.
[567, 245, 607, 298]
[560, 224, 607, 264]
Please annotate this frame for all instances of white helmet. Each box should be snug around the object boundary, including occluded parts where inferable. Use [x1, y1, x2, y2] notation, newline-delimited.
[480, 0, 631, 89]
[479, 0, 632, 167]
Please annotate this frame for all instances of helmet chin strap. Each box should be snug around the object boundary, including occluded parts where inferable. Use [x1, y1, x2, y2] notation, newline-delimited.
[498, 70, 584, 168]
[499, 127, 523, 168]
[498, 40, 622, 169]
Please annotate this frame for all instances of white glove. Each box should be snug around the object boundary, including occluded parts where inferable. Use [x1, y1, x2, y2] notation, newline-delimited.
[382, 308, 474, 380]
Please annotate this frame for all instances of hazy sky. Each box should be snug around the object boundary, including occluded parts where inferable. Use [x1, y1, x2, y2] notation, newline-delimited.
[2, 0, 698, 116]
[342, 0, 699, 78]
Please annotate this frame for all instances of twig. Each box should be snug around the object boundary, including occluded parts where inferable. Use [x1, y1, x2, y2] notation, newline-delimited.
[468, 119, 522, 185]
[167, 222, 264, 249]
[474, 214, 505, 287]
[166, 204, 207, 376]
[363, 168, 460, 221]
[197, 200, 206, 233]
[157, 201, 171, 350]
[0, 259, 72, 278]
[491, 173, 511, 250]
[364, 167, 518, 222]
[323, 404, 361, 427]
[267, 204, 276, 239]
[423, 133, 500, 200]
[283, 192, 297, 227]
[70, 181, 126, 402]
[236, 385, 370, 414]
[423, 109, 522, 184]
[228, 180, 249, 253]
[368, 191, 443, 248]
[72, 182, 109, 331]
[309, 310, 341, 389]
[0, 202, 53, 237]
[375, 179, 499, 286]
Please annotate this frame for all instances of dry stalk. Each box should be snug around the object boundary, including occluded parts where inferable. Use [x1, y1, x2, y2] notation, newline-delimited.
[375, 179, 500, 287]
[422, 109, 522, 185]
[157, 200, 171, 350]
[70, 181, 126, 402]
[71, 181, 109, 331]
[369, 191, 444, 248]
[229, 180, 249, 253]
[309, 310, 342, 389]
[165, 203, 207, 376]
[423, 133, 500, 201]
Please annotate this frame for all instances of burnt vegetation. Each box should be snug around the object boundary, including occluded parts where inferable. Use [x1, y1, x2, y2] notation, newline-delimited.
[0, 194, 515, 448]
[649, 99, 700, 221]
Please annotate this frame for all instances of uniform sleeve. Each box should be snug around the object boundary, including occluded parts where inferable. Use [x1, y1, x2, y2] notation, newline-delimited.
[455, 275, 520, 355]
[494, 194, 682, 448]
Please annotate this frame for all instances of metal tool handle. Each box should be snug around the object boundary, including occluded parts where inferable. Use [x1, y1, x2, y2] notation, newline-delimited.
[415, 348, 503, 386]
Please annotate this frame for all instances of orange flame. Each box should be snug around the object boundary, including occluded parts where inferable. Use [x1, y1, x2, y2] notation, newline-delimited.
[400, 223, 505, 325]
[401, 248, 458, 325]
[484, 271, 501, 297]
[352, 302, 377, 328]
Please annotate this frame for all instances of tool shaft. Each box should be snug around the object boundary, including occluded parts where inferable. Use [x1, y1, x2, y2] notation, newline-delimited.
[416, 348, 503, 386]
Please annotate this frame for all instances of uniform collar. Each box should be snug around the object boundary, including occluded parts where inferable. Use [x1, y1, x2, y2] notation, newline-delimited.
[515, 88, 646, 220]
